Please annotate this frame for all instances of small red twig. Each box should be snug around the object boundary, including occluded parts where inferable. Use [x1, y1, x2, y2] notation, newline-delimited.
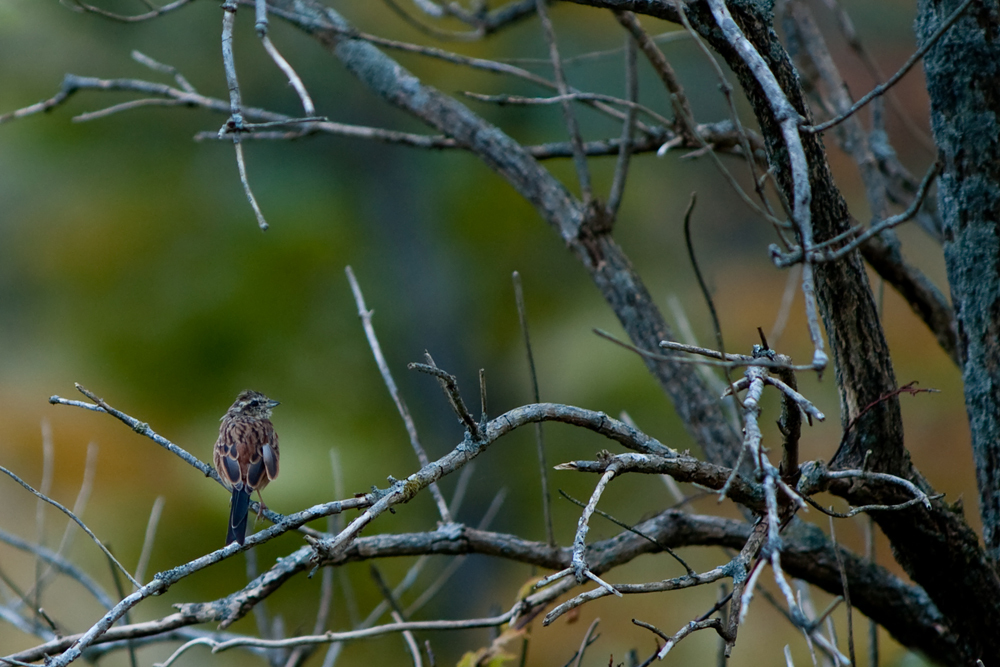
[834, 381, 938, 462]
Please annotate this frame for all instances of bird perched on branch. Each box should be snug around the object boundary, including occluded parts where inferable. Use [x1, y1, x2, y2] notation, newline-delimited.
[213, 390, 280, 546]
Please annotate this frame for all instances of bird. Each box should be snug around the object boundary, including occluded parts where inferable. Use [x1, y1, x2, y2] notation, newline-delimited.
[213, 390, 280, 546]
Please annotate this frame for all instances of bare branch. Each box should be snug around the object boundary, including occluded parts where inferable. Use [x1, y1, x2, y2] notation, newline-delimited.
[706, 0, 827, 370]
[63, 0, 194, 22]
[134, 496, 165, 587]
[0, 528, 115, 611]
[802, 0, 977, 134]
[535, 0, 592, 201]
[606, 34, 637, 218]
[772, 161, 942, 267]
[131, 50, 195, 92]
[0, 466, 139, 589]
[212, 612, 515, 651]
[463, 90, 674, 131]
[613, 11, 696, 140]
[512, 271, 554, 547]
[571, 466, 622, 590]
[218, 0, 269, 230]
[572, 617, 600, 667]
[657, 617, 726, 659]
[407, 360, 481, 439]
[346, 266, 452, 523]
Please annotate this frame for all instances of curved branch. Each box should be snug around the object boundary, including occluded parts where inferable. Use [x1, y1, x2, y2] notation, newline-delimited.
[6, 509, 959, 664]
[264, 0, 743, 475]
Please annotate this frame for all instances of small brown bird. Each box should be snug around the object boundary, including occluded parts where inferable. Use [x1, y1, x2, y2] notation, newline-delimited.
[213, 390, 280, 546]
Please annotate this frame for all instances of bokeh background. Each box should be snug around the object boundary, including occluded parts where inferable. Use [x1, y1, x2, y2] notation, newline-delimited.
[0, 1, 968, 665]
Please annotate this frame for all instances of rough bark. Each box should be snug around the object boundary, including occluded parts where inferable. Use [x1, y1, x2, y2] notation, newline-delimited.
[562, 0, 1000, 661]
[917, 0, 1000, 564]
[262, 0, 1000, 660]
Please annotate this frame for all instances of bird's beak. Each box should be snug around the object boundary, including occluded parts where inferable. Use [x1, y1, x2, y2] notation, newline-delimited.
[268, 399, 281, 408]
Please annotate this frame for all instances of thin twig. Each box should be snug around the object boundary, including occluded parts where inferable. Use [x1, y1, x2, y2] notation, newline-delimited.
[502, 30, 689, 66]
[220, 0, 269, 230]
[613, 11, 696, 141]
[314, 464, 484, 667]
[534, 0, 591, 201]
[370, 565, 408, 620]
[152, 638, 215, 667]
[253, 0, 314, 117]
[706, 0, 827, 369]
[104, 549, 138, 667]
[34, 422, 55, 618]
[659, 102, 783, 228]
[71, 98, 184, 122]
[351, 466, 484, 630]
[801, 493, 939, 519]
[25, 442, 98, 608]
[0, 467, 139, 589]
[0, 528, 115, 610]
[768, 264, 801, 347]
[64, 0, 194, 22]
[657, 618, 727, 659]
[816, 0, 936, 153]
[346, 266, 452, 523]
[829, 518, 856, 667]
[682, 193, 725, 355]
[233, 141, 269, 231]
[600, 330, 817, 371]
[259, 36, 316, 116]
[381, 0, 482, 41]
[573, 617, 600, 667]
[606, 35, 638, 218]
[668, 0, 771, 217]
[802, 0, 977, 134]
[773, 161, 942, 266]
[131, 51, 196, 92]
[571, 467, 621, 591]
[865, 515, 878, 666]
[463, 91, 673, 129]
[405, 487, 506, 617]
[512, 271, 554, 547]
[559, 489, 693, 575]
[211, 612, 516, 650]
[765, 375, 826, 422]
[134, 496, 165, 587]
[823, 471, 933, 509]
[408, 360, 481, 440]
[278, 19, 661, 135]
[393, 609, 423, 667]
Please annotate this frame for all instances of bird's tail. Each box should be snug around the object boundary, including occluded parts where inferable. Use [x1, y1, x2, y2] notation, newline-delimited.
[227, 486, 251, 546]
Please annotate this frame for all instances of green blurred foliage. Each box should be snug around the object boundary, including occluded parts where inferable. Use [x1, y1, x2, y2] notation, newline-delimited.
[0, 1, 956, 666]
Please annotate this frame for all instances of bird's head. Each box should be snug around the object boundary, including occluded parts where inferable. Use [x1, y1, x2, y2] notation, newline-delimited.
[227, 389, 280, 419]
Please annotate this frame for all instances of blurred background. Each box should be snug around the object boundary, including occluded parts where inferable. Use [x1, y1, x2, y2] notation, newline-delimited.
[0, 1, 967, 665]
